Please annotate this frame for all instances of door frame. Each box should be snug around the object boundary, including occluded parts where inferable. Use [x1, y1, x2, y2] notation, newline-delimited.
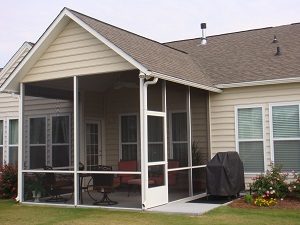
[84, 118, 103, 168]
[140, 78, 168, 209]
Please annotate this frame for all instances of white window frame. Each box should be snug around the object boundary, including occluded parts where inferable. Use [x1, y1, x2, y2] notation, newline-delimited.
[8, 118, 19, 166]
[85, 118, 103, 170]
[235, 105, 266, 174]
[119, 113, 139, 161]
[169, 111, 188, 160]
[269, 101, 300, 169]
[28, 116, 47, 169]
[50, 113, 71, 169]
[0, 119, 3, 166]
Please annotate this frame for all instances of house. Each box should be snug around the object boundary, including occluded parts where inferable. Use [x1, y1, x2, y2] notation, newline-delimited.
[0, 7, 299, 209]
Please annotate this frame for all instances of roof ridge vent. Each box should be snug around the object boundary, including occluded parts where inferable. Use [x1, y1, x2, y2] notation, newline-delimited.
[272, 35, 278, 43]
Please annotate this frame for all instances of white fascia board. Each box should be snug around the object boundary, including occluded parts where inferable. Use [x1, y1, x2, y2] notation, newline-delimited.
[0, 8, 71, 93]
[216, 76, 300, 89]
[0, 42, 33, 80]
[65, 10, 151, 76]
[151, 72, 222, 93]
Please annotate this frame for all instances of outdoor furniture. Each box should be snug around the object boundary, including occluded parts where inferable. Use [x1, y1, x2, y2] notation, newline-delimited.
[43, 166, 74, 202]
[117, 160, 137, 186]
[90, 165, 118, 205]
[127, 178, 155, 196]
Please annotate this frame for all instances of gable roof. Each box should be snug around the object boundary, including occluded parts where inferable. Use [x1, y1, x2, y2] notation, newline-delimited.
[165, 23, 300, 87]
[1, 8, 221, 93]
[0, 42, 33, 86]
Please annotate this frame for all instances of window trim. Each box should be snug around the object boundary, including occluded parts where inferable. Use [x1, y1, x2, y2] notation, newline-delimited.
[119, 113, 139, 161]
[269, 102, 300, 168]
[7, 118, 19, 166]
[50, 113, 71, 169]
[28, 115, 47, 169]
[234, 105, 266, 174]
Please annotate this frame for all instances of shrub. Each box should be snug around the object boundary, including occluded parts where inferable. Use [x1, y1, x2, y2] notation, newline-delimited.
[0, 164, 18, 199]
[288, 171, 300, 198]
[244, 194, 253, 204]
[250, 163, 289, 199]
[254, 196, 277, 207]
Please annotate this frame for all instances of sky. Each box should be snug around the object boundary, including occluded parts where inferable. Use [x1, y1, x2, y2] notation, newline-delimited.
[0, 0, 300, 67]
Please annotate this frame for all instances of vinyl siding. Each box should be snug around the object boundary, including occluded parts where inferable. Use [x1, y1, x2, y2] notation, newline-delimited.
[210, 82, 300, 185]
[23, 21, 135, 83]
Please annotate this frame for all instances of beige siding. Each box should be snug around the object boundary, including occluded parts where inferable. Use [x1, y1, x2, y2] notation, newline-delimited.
[23, 21, 135, 82]
[210, 82, 300, 186]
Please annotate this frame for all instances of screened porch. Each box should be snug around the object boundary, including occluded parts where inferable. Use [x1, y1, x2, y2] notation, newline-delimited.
[20, 70, 209, 209]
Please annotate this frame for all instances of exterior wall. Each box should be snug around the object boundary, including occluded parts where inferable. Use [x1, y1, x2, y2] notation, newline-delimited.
[210, 82, 300, 185]
[23, 21, 135, 83]
[23, 96, 73, 169]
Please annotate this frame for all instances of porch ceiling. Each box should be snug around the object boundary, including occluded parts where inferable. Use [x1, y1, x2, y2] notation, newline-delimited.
[25, 70, 139, 98]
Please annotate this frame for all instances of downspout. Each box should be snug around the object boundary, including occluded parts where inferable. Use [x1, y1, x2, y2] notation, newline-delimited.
[140, 74, 158, 209]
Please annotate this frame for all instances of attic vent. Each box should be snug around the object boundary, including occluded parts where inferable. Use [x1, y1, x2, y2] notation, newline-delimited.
[200, 23, 207, 45]
[275, 46, 281, 56]
[272, 35, 278, 43]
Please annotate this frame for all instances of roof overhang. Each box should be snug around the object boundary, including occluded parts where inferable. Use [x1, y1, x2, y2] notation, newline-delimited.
[152, 72, 222, 93]
[216, 76, 300, 89]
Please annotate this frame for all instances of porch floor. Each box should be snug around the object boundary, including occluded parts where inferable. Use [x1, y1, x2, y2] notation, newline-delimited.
[148, 194, 226, 215]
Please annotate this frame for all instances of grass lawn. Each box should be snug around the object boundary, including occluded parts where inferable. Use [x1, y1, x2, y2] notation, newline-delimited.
[0, 200, 300, 225]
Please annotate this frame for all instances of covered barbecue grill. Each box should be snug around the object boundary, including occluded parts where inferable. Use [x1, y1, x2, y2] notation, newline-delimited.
[206, 151, 245, 196]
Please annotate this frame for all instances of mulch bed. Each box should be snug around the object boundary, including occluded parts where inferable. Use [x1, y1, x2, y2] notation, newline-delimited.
[229, 196, 300, 209]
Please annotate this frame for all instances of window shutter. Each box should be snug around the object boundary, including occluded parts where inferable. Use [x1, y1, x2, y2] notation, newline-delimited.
[238, 108, 263, 139]
[273, 105, 300, 138]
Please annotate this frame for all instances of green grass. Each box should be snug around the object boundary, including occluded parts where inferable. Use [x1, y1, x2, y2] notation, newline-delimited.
[0, 200, 300, 225]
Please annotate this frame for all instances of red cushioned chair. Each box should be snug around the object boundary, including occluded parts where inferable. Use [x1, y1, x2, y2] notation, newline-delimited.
[118, 160, 137, 186]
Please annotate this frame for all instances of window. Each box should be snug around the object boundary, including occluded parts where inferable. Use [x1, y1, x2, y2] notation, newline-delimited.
[29, 117, 46, 169]
[272, 104, 300, 172]
[86, 121, 101, 170]
[120, 115, 137, 161]
[8, 119, 18, 166]
[52, 115, 70, 168]
[236, 107, 264, 173]
[0, 120, 3, 166]
[171, 112, 188, 167]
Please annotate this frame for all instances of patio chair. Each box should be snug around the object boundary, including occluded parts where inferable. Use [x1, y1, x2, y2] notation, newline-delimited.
[91, 165, 118, 205]
[117, 160, 137, 186]
[43, 166, 74, 202]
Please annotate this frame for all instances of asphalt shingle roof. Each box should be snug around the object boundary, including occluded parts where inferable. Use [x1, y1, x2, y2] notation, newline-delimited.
[69, 9, 216, 88]
[165, 23, 300, 85]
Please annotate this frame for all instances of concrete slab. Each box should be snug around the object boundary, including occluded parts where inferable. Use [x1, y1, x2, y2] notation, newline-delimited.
[148, 194, 227, 215]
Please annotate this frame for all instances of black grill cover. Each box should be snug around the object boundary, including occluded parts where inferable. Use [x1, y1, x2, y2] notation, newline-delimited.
[206, 152, 245, 196]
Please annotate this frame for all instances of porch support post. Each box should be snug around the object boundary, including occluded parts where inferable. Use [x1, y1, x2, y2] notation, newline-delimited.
[187, 86, 193, 196]
[73, 76, 79, 206]
[17, 83, 24, 202]
[139, 73, 146, 209]
[162, 80, 168, 198]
